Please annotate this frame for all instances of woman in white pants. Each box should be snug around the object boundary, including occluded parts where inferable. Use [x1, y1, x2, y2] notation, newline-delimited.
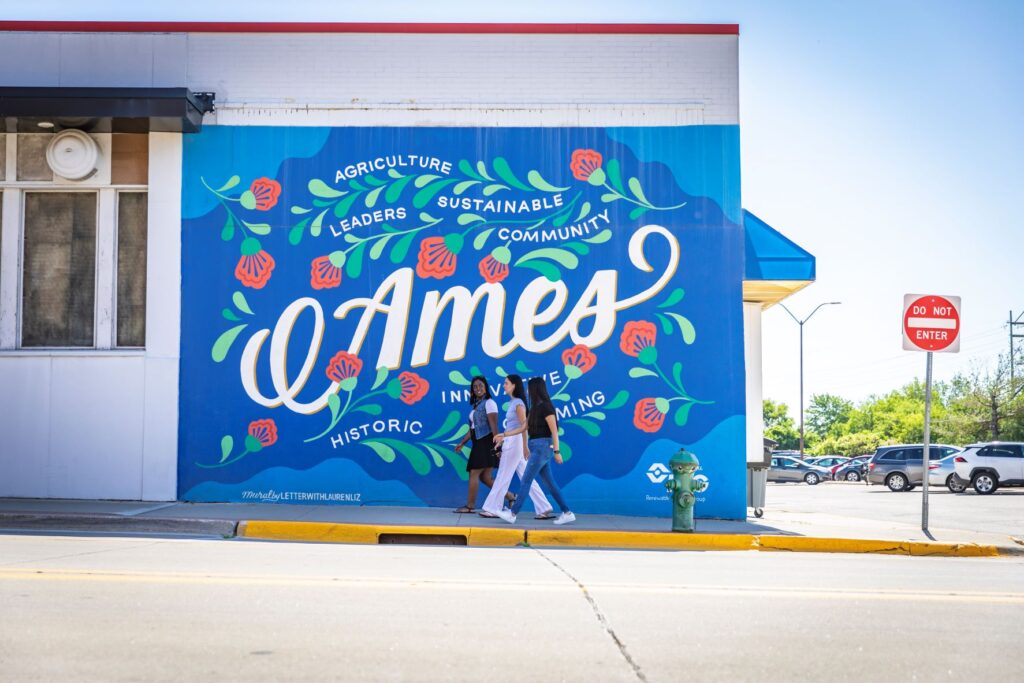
[480, 375, 554, 519]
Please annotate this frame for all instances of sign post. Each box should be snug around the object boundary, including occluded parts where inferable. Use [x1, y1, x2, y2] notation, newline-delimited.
[902, 294, 961, 532]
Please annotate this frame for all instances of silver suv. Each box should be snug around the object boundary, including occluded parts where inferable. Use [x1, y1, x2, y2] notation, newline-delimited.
[953, 443, 1024, 494]
[866, 444, 961, 492]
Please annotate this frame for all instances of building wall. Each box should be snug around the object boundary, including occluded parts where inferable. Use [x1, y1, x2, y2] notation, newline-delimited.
[0, 28, 739, 502]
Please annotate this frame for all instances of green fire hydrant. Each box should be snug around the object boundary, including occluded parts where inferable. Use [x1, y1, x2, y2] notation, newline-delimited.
[664, 449, 707, 532]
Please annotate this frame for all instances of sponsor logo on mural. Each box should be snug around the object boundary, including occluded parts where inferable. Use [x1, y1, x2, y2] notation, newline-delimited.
[178, 127, 746, 517]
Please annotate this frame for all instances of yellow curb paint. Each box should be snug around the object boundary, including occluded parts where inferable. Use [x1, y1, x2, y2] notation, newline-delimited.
[526, 529, 756, 551]
[238, 521, 525, 547]
[756, 535, 1000, 557]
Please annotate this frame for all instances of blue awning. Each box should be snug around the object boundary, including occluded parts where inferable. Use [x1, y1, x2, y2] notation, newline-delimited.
[743, 209, 815, 281]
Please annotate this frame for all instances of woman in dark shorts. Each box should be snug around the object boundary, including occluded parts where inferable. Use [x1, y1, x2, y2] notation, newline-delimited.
[452, 375, 509, 513]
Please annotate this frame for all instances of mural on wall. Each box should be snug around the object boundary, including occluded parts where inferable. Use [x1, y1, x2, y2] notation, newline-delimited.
[179, 125, 746, 518]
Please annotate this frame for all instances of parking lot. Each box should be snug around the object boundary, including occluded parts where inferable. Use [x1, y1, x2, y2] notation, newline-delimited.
[766, 480, 1024, 539]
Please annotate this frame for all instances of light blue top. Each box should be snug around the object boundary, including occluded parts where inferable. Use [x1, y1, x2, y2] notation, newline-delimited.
[504, 398, 526, 431]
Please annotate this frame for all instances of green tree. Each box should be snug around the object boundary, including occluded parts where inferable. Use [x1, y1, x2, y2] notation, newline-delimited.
[763, 399, 799, 450]
[942, 355, 1024, 442]
[805, 393, 853, 438]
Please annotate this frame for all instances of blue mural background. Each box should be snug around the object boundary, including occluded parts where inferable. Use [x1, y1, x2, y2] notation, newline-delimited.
[178, 125, 747, 519]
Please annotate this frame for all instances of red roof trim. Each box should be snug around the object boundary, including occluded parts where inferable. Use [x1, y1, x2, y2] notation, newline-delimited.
[0, 21, 738, 35]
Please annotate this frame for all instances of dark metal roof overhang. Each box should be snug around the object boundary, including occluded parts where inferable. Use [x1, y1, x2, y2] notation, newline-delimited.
[0, 87, 215, 133]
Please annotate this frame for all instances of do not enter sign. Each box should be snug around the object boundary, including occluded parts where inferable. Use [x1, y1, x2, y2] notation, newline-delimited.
[903, 294, 961, 353]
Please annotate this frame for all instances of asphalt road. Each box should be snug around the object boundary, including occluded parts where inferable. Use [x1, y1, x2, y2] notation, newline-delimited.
[766, 481, 1024, 538]
[2, 533, 1022, 682]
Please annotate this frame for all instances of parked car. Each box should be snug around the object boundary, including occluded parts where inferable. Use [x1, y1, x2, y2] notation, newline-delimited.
[928, 454, 967, 492]
[807, 456, 850, 471]
[833, 456, 871, 482]
[767, 456, 832, 485]
[866, 444, 961, 492]
[953, 442, 1024, 494]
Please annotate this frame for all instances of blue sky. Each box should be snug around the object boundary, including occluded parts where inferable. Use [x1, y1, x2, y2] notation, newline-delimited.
[8, 0, 1023, 419]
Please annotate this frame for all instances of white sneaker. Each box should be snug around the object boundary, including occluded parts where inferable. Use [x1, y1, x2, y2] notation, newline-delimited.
[553, 511, 576, 525]
[496, 509, 517, 524]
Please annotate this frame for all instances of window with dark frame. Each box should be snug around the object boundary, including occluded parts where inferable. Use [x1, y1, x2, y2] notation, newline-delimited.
[116, 192, 147, 347]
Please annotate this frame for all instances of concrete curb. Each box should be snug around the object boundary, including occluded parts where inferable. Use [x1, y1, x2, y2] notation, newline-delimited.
[237, 520, 1009, 557]
[0, 514, 238, 538]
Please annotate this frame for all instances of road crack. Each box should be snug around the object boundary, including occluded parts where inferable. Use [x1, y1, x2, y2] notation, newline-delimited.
[534, 548, 648, 683]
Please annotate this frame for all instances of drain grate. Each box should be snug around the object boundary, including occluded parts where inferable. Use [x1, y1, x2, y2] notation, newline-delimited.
[377, 533, 468, 546]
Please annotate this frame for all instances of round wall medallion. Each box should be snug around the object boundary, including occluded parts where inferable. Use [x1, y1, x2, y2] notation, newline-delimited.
[45, 129, 100, 180]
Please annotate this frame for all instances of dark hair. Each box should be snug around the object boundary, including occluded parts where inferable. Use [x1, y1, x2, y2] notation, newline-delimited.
[505, 374, 527, 406]
[468, 375, 492, 406]
[527, 377, 554, 433]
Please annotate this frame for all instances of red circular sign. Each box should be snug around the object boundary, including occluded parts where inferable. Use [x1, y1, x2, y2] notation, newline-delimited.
[903, 295, 960, 351]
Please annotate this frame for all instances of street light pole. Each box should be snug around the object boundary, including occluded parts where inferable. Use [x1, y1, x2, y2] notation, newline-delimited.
[779, 301, 842, 456]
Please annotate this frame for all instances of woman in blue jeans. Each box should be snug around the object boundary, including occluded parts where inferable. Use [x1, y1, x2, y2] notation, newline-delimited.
[496, 377, 576, 525]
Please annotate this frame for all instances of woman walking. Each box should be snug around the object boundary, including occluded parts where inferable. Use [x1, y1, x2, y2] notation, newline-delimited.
[452, 375, 504, 513]
[480, 375, 554, 519]
[496, 377, 576, 525]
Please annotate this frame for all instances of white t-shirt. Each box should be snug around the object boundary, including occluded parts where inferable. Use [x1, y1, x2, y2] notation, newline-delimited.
[468, 399, 499, 438]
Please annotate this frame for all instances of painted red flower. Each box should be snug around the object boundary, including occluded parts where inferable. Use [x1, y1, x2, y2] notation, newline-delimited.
[250, 177, 281, 211]
[620, 320, 657, 357]
[248, 419, 278, 448]
[235, 249, 275, 289]
[633, 399, 666, 433]
[561, 344, 597, 375]
[478, 255, 509, 283]
[326, 351, 362, 383]
[397, 371, 430, 405]
[311, 253, 344, 290]
[570, 149, 603, 182]
[416, 236, 459, 279]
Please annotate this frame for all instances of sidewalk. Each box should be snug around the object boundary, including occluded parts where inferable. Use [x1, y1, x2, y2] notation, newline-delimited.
[1, 498, 1020, 557]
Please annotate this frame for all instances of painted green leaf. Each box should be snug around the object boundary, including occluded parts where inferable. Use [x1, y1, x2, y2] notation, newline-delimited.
[552, 394, 569, 403]
[309, 178, 346, 198]
[427, 410, 462, 441]
[449, 370, 471, 386]
[559, 440, 573, 462]
[362, 441, 397, 463]
[605, 390, 629, 410]
[584, 229, 612, 244]
[601, 193, 622, 203]
[567, 419, 601, 437]
[495, 366, 507, 377]
[419, 212, 439, 224]
[476, 160, 494, 181]
[628, 367, 658, 379]
[658, 288, 686, 309]
[369, 234, 392, 260]
[381, 223, 398, 233]
[311, 209, 329, 237]
[422, 443, 445, 468]
[364, 174, 386, 187]
[372, 368, 389, 390]
[390, 232, 417, 264]
[629, 206, 650, 220]
[333, 192, 361, 219]
[220, 435, 234, 462]
[515, 360, 532, 374]
[552, 209, 573, 228]
[364, 185, 385, 208]
[574, 202, 592, 223]
[327, 393, 341, 422]
[216, 175, 241, 193]
[288, 218, 310, 246]
[291, 206, 312, 215]
[459, 213, 485, 226]
[672, 362, 684, 392]
[656, 313, 673, 335]
[628, 177, 650, 204]
[348, 180, 367, 192]
[516, 259, 561, 282]
[414, 174, 440, 188]
[667, 312, 697, 344]
[353, 404, 383, 416]
[413, 180, 460, 209]
[374, 438, 431, 475]
[482, 183, 507, 196]
[472, 228, 494, 250]
[232, 291, 254, 315]
[674, 402, 693, 427]
[211, 324, 247, 362]
[220, 215, 235, 241]
[563, 242, 589, 256]
[384, 174, 415, 203]
[243, 222, 272, 235]
[345, 242, 367, 279]
[312, 199, 334, 207]
[440, 446, 470, 481]
[526, 169, 569, 193]
[516, 248, 578, 269]
[469, 365, 482, 378]
[458, 160, 485, 181]
[492, 157, 532, 191]
[453, 180, 479, 195]
[387, 169, 404, 179]
[587, 411, 607, 421]
[343, 234, 361, 244]
[222, 308, 240, 322]
[445, 424, 469, 444]
[606, 159, 626, 194]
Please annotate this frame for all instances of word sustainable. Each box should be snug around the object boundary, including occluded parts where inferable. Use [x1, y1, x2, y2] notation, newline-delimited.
[239, 224, 679, 416]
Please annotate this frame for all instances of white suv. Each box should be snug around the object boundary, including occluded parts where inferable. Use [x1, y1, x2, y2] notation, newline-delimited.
[953, 442, 1024, 494]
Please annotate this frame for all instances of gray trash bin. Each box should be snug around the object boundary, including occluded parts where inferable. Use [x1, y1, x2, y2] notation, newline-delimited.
[747, 467, 767, 518]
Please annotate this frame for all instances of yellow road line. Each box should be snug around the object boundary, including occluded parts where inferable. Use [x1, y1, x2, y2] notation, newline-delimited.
[2, 568, 1022, 604]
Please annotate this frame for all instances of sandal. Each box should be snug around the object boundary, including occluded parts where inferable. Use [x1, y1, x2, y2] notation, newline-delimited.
[534, 512, 556, 520]
[453, 506, 474, 513]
